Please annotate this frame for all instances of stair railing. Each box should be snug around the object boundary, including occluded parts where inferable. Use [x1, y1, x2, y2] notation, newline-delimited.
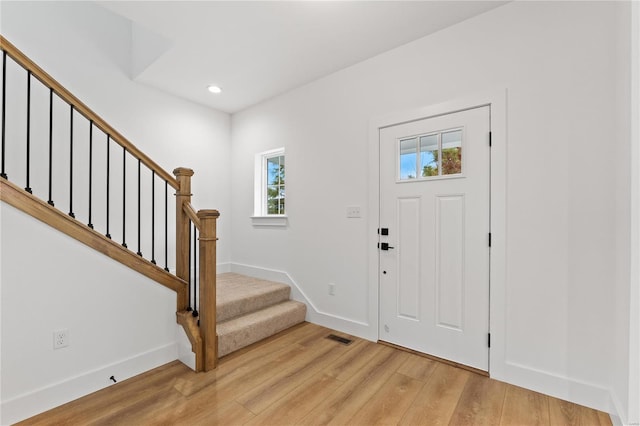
[174, 168, 219, 371]
[0, 36, 219, 372]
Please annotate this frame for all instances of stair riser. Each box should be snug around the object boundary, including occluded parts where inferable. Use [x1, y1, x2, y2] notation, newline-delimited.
[218, 303, 306, 357]
[217, 286, 290, 322]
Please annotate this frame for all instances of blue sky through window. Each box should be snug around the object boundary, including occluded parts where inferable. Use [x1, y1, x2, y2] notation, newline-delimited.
[400, 152, 416, 179]
[400, 142, 438, 179]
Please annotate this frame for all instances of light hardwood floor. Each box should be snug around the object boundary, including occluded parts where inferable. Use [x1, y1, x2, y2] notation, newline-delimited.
[19, 323, 611, 426]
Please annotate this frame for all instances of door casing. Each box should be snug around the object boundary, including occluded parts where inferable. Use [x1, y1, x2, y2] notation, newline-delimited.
[367, 90, 507, 378]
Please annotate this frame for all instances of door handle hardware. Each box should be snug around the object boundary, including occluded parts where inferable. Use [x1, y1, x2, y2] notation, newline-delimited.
[378, 242, 394, 251]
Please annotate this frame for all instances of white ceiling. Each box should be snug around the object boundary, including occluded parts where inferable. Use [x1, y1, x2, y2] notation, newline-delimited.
[98, 1, 508, 114]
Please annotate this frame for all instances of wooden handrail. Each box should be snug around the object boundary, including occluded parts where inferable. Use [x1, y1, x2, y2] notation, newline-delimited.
[0, 178, 188, 297]
[0, 36, 179, 190]
[183, 203, 201, 230]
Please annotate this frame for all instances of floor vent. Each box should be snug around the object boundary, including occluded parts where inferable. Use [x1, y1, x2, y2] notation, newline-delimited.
[327, 334, 353, 345]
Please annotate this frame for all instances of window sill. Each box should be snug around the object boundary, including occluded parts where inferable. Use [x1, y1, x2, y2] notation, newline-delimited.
[251, 215, 288, 227]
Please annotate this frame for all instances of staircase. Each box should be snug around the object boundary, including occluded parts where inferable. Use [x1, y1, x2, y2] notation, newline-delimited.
[217, 273, 306, 357]
[0, 35, 307, 372]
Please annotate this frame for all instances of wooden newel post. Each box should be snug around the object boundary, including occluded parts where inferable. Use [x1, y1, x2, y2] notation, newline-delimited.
[173, 167, 193, 312]
[198, 209, 220, 371]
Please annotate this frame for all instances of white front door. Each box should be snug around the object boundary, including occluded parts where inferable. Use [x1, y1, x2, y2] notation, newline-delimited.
[379, 106, 491, 371]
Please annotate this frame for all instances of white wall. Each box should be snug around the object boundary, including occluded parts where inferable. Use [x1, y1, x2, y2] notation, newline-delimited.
[0, 204, 178, 424]
[231, 1, 634, 421]
[0, 1, 232, 266]
[0, 2, 231, 423]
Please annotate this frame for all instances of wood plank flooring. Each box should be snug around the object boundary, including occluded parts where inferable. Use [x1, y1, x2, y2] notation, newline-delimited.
[18, 323, 612, 426]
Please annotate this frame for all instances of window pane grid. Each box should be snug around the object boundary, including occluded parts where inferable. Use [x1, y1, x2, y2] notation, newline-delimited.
[399, 129, 462, 180]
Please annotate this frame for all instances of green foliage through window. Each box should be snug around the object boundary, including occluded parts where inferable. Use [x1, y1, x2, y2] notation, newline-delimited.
[422, 147, 461, 177]
[400, 129, 462, 180]
[266, 155, 285, 214]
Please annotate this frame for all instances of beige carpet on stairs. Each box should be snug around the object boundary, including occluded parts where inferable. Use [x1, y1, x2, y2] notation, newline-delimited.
[216, 273, 307, 357]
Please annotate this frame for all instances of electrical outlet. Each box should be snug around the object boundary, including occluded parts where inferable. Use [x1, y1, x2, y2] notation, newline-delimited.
[53, 329, 69, 349]
[329, 283, 336, 296]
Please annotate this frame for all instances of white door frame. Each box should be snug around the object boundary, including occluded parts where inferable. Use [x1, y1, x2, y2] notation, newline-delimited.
[367, 89, 507, 377]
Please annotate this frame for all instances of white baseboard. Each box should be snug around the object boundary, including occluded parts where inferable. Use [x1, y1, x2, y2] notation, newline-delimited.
[608, 388, 637, 426]
[217, 262, 232, 273]
[609, 391, 624, 426]
[496, 360, 616, 423]
[1, 343, 178, 425]
[228, 262, 376, 341]
[225, 262, 623, 423]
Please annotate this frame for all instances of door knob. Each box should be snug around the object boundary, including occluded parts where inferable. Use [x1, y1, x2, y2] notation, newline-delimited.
[378, 242, 395, 251]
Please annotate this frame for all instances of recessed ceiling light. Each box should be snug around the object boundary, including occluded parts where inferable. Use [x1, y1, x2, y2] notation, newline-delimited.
[207, 85, 222, 94]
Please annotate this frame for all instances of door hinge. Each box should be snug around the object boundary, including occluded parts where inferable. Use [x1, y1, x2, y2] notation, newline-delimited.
[488, 232, 492, 247]
[488, 333, 491, 348]
[489, 131, 492, 147]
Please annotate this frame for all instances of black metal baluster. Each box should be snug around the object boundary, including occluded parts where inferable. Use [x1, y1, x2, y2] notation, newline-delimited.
[25, 71, 32, 193]
[47, 88, 54, 206]
[187, 221, 192, 311]
[192, 223, 198, 317]
[105, 135, 111, 239]
[68, 105, 75, 218]
[151, 171, 156, 264]
[87, 121, 93, 228]
[1, 50, 7, 180]
[136, 159, 142, 256]
[122, 147, 127, 248]
[164, 181, 169, 272]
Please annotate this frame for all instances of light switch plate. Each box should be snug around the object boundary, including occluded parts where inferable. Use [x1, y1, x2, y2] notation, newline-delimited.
[347, 206, 361, 218]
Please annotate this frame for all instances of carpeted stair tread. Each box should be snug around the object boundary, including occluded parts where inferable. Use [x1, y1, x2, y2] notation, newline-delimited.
[217, 300, 306, 357]
[217, 272, 291, 322]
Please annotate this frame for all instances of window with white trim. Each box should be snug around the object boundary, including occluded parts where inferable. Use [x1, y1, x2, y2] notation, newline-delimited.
[253, 148, 286, 224]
